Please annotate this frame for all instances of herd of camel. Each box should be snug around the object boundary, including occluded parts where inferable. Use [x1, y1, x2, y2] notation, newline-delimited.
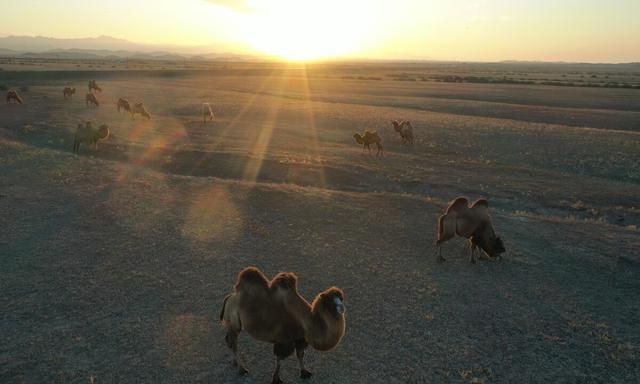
[221, 196, 505, 383]
[6, 81, 216, 153]
[7, 81, 507, 384]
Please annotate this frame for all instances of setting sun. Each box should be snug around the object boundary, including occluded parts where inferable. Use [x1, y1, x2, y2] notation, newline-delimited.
[239, 0, 378, 60]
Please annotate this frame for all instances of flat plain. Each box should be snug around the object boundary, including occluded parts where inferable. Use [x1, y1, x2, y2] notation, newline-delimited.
[1, 60, 639, 383]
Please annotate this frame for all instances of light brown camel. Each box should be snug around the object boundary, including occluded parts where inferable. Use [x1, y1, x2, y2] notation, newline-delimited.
[202, 102, 214, 123]
[132, 102, 151, 119]
[63, 87, 76, 99]
[73, 122, 109, 153]
[6, 90, 23, 104]
[353, 130, 383, 156]
[88, 80, 102, 93]
[220, 267, 346, 384]
[435, 197, 506, 263]
[117, 98, 132, 114]
[86, 93, 99, 107]
[391, 120, 414, 145]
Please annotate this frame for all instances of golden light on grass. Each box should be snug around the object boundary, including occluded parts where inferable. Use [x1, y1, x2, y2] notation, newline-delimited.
[182, 186, 244, 242]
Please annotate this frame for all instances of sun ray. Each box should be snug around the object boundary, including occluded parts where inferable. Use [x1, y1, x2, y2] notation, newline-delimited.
[300, 64, 326, 189]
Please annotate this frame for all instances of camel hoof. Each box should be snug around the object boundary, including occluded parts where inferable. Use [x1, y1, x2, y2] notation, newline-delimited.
[300, 369, 313, 379]
[238, 366, 248, 375]
[271, 377, 283, 384]
[437, 256, 446, 263]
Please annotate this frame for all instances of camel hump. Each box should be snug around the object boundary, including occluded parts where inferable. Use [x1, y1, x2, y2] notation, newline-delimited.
[470, 199, 489, 209]
[270, 272, 298, 291]
[445, 197, 470, 214]
[236, 266, 269, 290]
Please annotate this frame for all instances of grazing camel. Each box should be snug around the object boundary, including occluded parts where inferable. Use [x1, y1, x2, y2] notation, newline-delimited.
[353, 130, 383, 156]
[117, 98, 132, 114]
[86, 93, 99, 107]
[6, 90, 23, 104]
[220, 267, 346, 384]
[202, 102, 214, 123]
[73, 121, 110, 153]
[132, 102, 151, 119]
[63, 87, 76, 99]
[435, 197, 506, 263]
[88, 80, 102, 93]
[391, 120, 414, 145]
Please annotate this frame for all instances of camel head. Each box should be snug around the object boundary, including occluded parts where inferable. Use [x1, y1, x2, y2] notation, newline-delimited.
[353, 133, 364, 144]
[97, 125, 110, 139]
[474, 232, 506, 257]
[392, 120, 402, 132]
[312, 287, 346, 318]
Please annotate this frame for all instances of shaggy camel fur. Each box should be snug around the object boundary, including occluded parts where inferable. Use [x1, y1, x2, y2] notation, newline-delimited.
[220, 267, 346, 384]
[63, 87, 76, 99]
[86, 93, 99, 107]
[353, 130, 383, 156]
[88, 80, 102, 93]
[202, 102, 214, 123]
[117, 98, 132, 114]
[392, 120, 414, 145]
[132, 103, 151, 119]
[73, 122, 109, 153]
[6, 90, 22, 104]
[436, 197, 506, 263]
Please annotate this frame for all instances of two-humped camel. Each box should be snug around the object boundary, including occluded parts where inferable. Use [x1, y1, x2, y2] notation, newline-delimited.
[353, 130, 383, 156]
[220, 267, 346, 384]
[436, 197, 506, 263]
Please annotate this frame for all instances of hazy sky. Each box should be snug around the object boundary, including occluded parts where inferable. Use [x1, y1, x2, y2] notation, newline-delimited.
[1, 0, 639, 62]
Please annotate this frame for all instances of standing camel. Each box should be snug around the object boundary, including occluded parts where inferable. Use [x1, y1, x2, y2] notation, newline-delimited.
[353, 130, 383, 156]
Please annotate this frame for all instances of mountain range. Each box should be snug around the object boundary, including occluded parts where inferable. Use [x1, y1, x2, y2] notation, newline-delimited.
[0, 35, 255, 61]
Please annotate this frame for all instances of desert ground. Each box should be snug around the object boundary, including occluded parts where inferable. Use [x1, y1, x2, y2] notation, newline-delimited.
[1, 61, 639, 383]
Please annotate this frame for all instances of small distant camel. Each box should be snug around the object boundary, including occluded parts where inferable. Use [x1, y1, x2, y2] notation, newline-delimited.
[86, 93, 99, 107]
[6, 90, 23, 104]
[391, 120, 414, 145]
[220, 267, 346, 384]
[63, 87, 76, 99]
[73, 121, 109, 153]
[353, 130, 383, 156]
[117, 98, 132, 114]
[88, 80, 102, 93]
[132, 102, 151, 119]
[435, 197, 506, 263]
[202, 102, 214, 123]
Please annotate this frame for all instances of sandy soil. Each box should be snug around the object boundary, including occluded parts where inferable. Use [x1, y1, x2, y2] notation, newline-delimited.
[1, 65, 639, 383]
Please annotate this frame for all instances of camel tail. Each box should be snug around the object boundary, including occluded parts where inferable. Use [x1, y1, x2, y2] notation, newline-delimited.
[219, 294, 231, 322]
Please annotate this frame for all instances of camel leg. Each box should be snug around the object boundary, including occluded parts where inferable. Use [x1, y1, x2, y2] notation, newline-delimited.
[435, 242, 446, 262]
[295, 340, 312, 379]
[272, 343, 295, 384]
[225, 330, 247, 375]
[469, 242, 476, 264]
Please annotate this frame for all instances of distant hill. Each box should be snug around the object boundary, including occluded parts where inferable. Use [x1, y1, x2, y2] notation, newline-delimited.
[0, 35, 257, 61]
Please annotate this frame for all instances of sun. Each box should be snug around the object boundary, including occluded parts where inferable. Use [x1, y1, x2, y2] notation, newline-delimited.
[240, 0, 377, 61]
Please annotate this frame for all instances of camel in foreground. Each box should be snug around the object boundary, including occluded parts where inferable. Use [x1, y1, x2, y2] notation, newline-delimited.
[392, 120, 414, 145]
[6, 90, 23, 104]
[436, 197, 506, 263]
[353, 130, 383, 156]
[220, 267, 346, 384]
[63, 87, 76, 99]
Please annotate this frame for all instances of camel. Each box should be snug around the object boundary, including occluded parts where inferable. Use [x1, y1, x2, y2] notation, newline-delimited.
[88, 80, 102, 93]
[392, 120, 414, 145]
[435, 197, 506, 263]
[202, 102, 214, 123]
[117, 98, 132, 114]
[132, 102, 151, 119]
[353, 130, 383, 156]
[86, 93, 99, 107]
[6, 90, 22, 104]
[73, 121, 109, 153]
[63, 87, 76, 99]
[220, 267, 346, 384]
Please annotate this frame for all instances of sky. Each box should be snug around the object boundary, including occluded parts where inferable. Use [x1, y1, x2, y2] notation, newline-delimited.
[1, 0, 639, 62]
